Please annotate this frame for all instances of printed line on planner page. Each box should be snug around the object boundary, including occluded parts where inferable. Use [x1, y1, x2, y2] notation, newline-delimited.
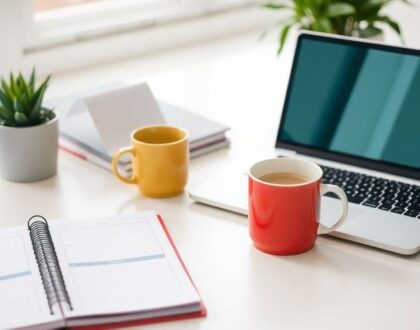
[69, 254, 166, 267]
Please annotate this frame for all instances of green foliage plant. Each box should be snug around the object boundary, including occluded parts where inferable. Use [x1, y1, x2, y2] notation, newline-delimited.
[263, 0, 408, 54]
[0, 69, 55, 127]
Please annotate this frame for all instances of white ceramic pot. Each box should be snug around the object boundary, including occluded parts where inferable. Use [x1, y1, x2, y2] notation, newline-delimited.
[0, 115, 58, 182]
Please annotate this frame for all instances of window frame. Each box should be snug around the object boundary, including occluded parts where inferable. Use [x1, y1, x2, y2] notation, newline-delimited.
[23, 0, 260, 50]
[0, 0, 278, 76]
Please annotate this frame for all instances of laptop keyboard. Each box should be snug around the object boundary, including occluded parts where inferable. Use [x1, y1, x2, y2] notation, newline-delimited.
[319, 165, 420, 218]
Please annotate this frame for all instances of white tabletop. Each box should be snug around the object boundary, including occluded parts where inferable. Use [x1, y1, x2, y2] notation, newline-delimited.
[2, 6, 420, 329]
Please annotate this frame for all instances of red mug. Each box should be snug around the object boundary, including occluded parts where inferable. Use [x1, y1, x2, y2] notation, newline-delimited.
[249, 158, 348, 255]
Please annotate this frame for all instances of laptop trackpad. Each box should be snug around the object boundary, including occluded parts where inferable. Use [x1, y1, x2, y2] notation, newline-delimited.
[320, 197, 364, 227]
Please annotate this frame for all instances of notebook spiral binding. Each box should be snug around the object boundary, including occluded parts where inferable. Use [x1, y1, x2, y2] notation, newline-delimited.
[28, 215, 73, 314]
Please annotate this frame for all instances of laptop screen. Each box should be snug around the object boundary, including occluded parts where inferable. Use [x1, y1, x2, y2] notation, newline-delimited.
[276, 33, 420, 180]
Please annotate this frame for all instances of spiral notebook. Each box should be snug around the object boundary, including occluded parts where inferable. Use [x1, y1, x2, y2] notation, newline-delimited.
[0, 212, 205, 330]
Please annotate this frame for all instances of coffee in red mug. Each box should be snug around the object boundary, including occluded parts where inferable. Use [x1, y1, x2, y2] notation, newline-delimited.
[248, 158, 348, 255]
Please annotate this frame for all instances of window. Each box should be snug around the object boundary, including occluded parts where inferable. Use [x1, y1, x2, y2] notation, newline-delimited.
[0, 0, 274, 75]
[23, 0, 259, 50]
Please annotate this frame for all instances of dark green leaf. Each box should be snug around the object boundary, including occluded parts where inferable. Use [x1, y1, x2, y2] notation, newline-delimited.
[0, 106, 13, 122]
[30, 81, 50, 122]
[14, 112, 29, 126]
[0, 90, 14, 112]
[29, 105, 42, 123]
[10, 73, 21, 99]
[361, 0, 390, 10]
[378, 16, 401, 35]
[18, 73, 31, 99]
[14, 99, 28, 114]
[327, 3, 356, 17]
[359, 25, 382, 38]
[0, 120, 12, 127]
[31, 75, 50, 110]
[29, 68, 36, 95]
[312, 17, 333, 33]
[41, 108, 55, 121]
[1, 79, 15, 101]
[263, 3, 290, 10]
[277, 24, 292, 55]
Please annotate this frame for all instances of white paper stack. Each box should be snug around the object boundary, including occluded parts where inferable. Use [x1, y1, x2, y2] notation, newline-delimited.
[54, 82, 230, 172]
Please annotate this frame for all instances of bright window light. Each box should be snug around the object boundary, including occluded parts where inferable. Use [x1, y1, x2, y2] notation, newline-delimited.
[25, 0, 258, 50]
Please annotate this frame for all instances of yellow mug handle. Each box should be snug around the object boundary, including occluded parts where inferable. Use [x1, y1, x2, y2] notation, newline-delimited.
[112, 147, 137, 184]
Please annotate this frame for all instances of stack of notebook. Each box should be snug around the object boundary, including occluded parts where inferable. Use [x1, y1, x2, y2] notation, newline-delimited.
[60, 101, 229, 172]
[51, 82, 230, 172]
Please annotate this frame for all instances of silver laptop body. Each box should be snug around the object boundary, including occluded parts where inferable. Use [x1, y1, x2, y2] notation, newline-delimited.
[189, 32, 420, 255]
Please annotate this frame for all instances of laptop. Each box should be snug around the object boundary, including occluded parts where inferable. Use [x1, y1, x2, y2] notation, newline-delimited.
[189, 31, 420, 255]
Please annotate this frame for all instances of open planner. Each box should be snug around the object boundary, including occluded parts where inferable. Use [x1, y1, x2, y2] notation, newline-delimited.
[0, 211, 205, 330]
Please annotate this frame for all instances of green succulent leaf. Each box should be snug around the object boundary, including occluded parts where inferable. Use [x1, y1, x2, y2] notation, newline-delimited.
[14, 112, 29, 126]
[10, 73, 22, 99]
[29, 68, 36, 96]
[18, 73, 31, 100]
[30, 77, 50, 122]
[1, 79, 15, 101]
[0, 68, 54, 127]
[0, 106, 14, 122]
[14, 99, 28, 114]
[0, 89, 14, 112]
[39, 108, 56, 124]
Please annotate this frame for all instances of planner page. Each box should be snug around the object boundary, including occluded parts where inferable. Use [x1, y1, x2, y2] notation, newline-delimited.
[0, 226, 63, 330]
[48, 212, 201, 321]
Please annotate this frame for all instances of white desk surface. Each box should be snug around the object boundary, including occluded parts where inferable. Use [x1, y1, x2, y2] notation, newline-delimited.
[1, 5, 420, 329]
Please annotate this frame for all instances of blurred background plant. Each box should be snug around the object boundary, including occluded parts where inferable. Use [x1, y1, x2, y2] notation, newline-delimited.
[263, 0, 409, 54]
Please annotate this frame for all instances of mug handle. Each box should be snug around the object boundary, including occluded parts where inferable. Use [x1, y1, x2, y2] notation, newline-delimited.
[112, 147, 137, 184]
[318, 184, 348, 235]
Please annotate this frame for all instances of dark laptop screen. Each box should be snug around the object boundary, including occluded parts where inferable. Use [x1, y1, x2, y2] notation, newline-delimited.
[277, 33, 420, 179]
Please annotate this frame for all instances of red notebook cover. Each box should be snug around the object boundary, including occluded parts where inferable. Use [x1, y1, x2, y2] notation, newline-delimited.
[72, 214, 207, 330]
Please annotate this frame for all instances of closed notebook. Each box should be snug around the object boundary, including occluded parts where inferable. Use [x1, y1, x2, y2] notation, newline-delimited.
[0, 212, 205, 330]
[60, 101, 229, 162]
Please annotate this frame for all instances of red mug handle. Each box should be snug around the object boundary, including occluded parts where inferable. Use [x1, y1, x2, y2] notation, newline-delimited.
[318, 184, 348, 235]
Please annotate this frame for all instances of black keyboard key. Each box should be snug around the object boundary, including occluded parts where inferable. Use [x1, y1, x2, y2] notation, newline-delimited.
[412, 188, 420, 195]
[376, 179, 387, 186]
[404, 209, 419, 218]
[367, 196, 383, 202]
[394, 200, 410, 208]
[408, 203, 420, 211]
[335, 177, 344, 184]
[359, 182, 371, 189]
[348, 195, 366, 204]
[391, 207, 405, 214]
[411, 199, 420, 207]
[399, 191, 412, 199]
[381, 191, 397, 198]
[399, 185, 410, 192]
[346, 180, 357, 186]
[355, 193, 369, 201]
[379, 203, 393, 211]
[362, 201, 379, 208]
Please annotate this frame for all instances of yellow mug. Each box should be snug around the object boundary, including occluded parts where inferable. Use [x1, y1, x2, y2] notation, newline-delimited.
[112, 125, 189, 198]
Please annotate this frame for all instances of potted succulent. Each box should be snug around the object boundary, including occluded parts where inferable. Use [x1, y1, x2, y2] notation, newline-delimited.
[263, 0, 406, 54]
[0, 69, 58, 182]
